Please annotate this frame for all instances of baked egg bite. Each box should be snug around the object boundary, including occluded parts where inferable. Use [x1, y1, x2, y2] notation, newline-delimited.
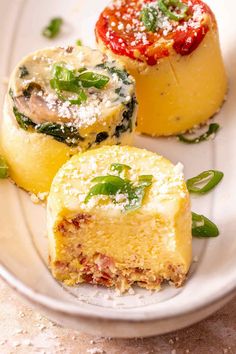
[1, 46, 137, 194]
[47, 145, 192, 292]
[96, 0, 227, 136]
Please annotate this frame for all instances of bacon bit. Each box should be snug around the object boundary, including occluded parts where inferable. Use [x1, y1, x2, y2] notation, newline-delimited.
[65, 46, 74, 53]
[82, 274, 94, 283]
[57, 214, 91, 234]
[72, 214, 91, 227]
[80, 256, 88, 265]
[57, 223, 66, 233]
[94, 274, 113, 287]
[94, 253, 115, 272]
[74, 243, 83, 257]
[134, 267, 145, 274]
[54, 260, 69, 269]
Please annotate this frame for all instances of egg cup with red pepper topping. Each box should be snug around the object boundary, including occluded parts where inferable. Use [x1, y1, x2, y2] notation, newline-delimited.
[96, 0, 227, 136]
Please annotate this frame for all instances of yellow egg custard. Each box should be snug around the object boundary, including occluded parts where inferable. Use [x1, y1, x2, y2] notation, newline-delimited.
[1, 46, 137, 194]
[47, 146, 192, 292]
[96, 0, 227, 136]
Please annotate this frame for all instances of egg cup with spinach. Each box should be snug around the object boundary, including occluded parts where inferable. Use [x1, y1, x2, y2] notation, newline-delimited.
[1, 46, 137, 194]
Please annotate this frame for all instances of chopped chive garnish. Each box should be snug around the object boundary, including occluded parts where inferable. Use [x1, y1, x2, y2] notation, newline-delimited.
[158, 0, 189, 21]
[140, 5, 158, 32]
[110, 163, 131, 174]
[178, 123, 220, 144]
[192, 212, 219, 238]
[0, 156, 9, 179]
[85, 164, 153, 211]
[42, 17, 63, 39]
[76, 39, 83, 46]
[187, 170, 224, 194]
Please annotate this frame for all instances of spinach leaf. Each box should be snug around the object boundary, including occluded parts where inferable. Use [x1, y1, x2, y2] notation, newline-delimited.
[96, 63, 131, 85]
[114, 95, 137, 138]
[95, 132, 109, 143]
[13, 106, 36, 130]
[36, 122, 84, 146]
[19, 66, 29, 78]
[78, 72, 110, 89]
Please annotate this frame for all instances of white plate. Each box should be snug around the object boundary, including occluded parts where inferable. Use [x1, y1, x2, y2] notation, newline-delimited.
[0, 0, 235, 338]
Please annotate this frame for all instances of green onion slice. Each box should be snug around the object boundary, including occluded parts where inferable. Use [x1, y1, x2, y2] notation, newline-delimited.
[192, 212, 219, 238]
[52, 64, 75, 81]
[140, 6, 158, 32]
[110, 163, 131, 174]
[50, 64, 109, 103]
[42, 17, 63, 39]
[85, 165, 153, 211]
[124, 175, 153, 211]
[69, 91, 87, 105]
[158, 0, 189, 21]
[187, 170, 224, 194]
[76, 39, 83, 46]
[84, 183, 122, 203]
[178, 123, 220, 144]
[50, 79, 83, 95]
[91, 175, 126, 187]
[78, 72, 110, 89]
[138, 175, 153, 186]
[51, 64, 88, 104]
[85, 175, 125, 203]
[0, 156, 9, 179]
[57, 90, 87, 105]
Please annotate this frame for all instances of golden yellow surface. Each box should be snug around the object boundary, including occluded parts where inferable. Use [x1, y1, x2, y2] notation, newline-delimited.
[97, 25, 227, 136]
[1, 97, 133, 194]
[47, 146, 192, 290]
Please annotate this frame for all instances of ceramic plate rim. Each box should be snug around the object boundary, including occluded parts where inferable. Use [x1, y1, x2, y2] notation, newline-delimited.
[1, 261, 236, 322]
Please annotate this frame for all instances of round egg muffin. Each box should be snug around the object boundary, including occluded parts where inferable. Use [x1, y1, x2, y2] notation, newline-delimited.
[47, 145, 192, 292]
[96, 0, 227, 136]
[1, 46, 137, 193]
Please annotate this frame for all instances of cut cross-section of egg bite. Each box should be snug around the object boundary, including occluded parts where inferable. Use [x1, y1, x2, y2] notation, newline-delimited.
[96, 0, 227, 136]
[47, 146, 192, 292]
[1, 46, 137, 194]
